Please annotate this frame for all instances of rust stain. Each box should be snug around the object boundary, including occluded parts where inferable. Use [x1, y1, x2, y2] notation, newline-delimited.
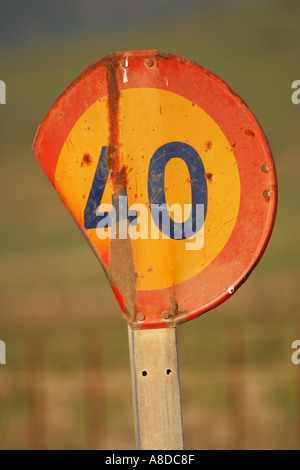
[113, 165, 128, 187]
[80, 153, 93, 167]
[104, 52, 128, 191]
[244, 128, 255, 138]
[169, 290, 188, 320]
[206, 172, 213, 181]
[103, 53, 137, 323]
[153, 51, 175, 62]
[206, 141, 213, 151]
[105, 54, 120, 166]
[108, 235, 137, 321]
[153, 50, 185, 67]
[170, 291, 179, 317]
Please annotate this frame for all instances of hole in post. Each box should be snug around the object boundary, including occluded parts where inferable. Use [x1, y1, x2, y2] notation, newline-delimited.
[142, 371, 147, 377]
[166, 369, 172, 375]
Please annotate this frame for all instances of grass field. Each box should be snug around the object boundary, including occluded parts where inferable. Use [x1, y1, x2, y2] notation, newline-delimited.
[0, 0, 300, 449]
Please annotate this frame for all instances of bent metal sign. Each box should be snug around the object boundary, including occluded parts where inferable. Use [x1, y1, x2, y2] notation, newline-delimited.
[33, 50, 277, 330]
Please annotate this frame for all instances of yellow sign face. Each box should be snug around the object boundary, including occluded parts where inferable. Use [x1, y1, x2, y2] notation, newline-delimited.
[56, 87, 241, 291]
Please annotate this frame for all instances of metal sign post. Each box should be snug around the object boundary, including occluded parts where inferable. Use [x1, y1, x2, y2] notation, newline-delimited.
[128, 327, 183, 450]
[34, 50, 277, 450]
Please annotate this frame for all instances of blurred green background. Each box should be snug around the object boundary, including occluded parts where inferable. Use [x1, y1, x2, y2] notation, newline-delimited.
[0, 0, 300, 450]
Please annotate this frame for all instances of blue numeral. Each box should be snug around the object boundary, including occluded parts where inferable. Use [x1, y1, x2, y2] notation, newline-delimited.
[84, 147, 136, 229]
[84, 146, 109, 229]
[148, 142, 207, 240]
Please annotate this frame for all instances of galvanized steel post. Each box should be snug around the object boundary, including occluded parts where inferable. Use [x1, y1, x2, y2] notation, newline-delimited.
[128, 326, 184, 450]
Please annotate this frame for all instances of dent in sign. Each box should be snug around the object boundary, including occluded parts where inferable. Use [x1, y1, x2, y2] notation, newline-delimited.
[34, 50, 277, 327]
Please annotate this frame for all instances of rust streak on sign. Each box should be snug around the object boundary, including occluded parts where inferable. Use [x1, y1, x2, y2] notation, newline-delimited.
[104, 53, 128, 191]
[108, 235, 138, 323]
[170, 291, 179, 318]
[103, 53, 137, 324]
[153, 50, 185, 68]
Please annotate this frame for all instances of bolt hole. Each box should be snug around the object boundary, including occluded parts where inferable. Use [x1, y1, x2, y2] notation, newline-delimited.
[137, 313, 145, 322]
[166, 369, 172, 375]
[142, 371, 147, 377]
[145, 58, 154, 68]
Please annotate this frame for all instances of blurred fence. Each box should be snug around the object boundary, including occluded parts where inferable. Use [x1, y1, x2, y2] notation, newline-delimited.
[26, 336, 105, 450]
[0, 328, 299, 450]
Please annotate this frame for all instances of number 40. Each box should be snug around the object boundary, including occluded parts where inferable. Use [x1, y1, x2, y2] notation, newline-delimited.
[84, 141, 208, 245]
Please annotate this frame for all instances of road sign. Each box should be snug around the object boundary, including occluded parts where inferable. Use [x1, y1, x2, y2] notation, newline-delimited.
[34, 50, 277, 449]
[33, 50, 277, 330]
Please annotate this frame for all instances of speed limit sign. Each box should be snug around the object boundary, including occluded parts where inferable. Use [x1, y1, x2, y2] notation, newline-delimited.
[34, 50, 277, 449]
